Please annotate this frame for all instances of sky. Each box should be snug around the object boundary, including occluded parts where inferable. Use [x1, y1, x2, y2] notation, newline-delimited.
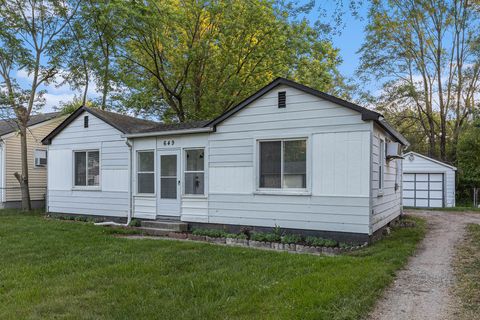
[17, 1, 370, 113]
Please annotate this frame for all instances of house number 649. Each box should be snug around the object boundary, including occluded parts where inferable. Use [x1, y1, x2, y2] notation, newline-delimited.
[163, 140, 175, 146]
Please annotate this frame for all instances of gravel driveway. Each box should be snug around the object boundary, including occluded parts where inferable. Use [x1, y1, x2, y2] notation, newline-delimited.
[369, 210, 480, 320]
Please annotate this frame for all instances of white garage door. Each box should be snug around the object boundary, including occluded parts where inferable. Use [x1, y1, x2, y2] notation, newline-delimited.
[403, 173, 444, 208]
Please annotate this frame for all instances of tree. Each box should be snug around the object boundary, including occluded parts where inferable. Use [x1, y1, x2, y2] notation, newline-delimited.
[114, 0, 344, 122]
[359, 0, 480, 161]
[457, 120, 480, 205]
[0, 0, 80, 210]
[62, 0, 122, 109]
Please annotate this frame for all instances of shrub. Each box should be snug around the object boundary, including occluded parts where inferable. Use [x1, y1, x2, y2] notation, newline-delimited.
[129, 219, 141, 227]
[192, 229, 227, 238]
[323, 239, 338, 247]
[305, 236, 326, 247]
[281, 234, 303, 244]
[250, 232, 281, 242]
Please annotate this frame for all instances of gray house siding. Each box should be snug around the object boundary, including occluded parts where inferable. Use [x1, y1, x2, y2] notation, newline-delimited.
[207, 84, 372, 234]
[47, 112, 129, 218]
[371, 125, 402, 233]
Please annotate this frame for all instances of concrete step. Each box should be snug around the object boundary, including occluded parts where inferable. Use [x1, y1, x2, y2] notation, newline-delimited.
[137, 227, 172, 237]
[140, 220, 188, 232]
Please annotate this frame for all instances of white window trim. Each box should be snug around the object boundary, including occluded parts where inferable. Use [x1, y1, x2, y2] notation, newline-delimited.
[33, 148, 47, 169]
[183, 148, 206, 197]
[72, 149, 101, 190]
[378, 138, 385, 196]
[255, 137, 310, 194]
[136, 150, 156, 196]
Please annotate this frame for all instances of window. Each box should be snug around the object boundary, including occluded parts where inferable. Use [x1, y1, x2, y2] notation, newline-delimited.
[34, 149, 47, 168]
[84, 116, 89, 128]
[137, 151, 154, 194]
[184, 149, 204, 195]
[379, 139, 385, 190]
[74, 150, 99, 187]
[259, 139, 306, 189]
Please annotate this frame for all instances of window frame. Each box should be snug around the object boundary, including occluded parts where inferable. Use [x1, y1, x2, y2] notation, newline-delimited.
[378, 138, 385, 194]
[136, 150, 156, 196]
[256, 137, 309, 194]
[183, 148, 206, 197]
[33, 148, 47, 168]
[72, 149, 101, 190]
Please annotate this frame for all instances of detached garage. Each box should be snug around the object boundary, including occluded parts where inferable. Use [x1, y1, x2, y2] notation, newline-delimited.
[402, 151, 456, 208]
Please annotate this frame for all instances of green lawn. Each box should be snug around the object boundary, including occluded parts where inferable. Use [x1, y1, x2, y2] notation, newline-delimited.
[405, 206, 480, 212]
[454, 224, 480, 320]
[0, 210, 425, 320]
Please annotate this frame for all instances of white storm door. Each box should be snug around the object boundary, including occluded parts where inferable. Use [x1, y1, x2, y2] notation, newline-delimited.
[157, 150, 181, 217]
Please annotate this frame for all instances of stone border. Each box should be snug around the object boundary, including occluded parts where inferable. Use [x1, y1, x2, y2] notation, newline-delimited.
[132, 231, 369, 256]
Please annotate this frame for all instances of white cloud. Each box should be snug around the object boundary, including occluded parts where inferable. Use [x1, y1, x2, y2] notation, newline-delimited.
[14, 69, 101, 113]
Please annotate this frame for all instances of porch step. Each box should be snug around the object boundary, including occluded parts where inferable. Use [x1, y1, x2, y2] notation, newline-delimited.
[137, 227, 172, 237]
[140, 220, 188, 232]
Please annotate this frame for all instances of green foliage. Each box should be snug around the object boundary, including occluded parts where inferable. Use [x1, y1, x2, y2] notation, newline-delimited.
[192, 228, 228, 238]
[281, 234, 303, 244]
[457, 121, 480, 187]
[305, 236, 338, 247]
[113, 0, 344, 122]
[250, 232, 281, 242]
[128, 219, 142, 227]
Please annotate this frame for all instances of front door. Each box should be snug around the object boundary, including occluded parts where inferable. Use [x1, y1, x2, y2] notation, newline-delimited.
[157, 150, 181, 217]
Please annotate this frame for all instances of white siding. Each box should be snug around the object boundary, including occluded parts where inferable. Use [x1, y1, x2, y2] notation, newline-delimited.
[47, 112, 129, 217]
[403, 153, 456, 207]
[371, 125, 403, 233]
[207, 85, 372, 234]
[131, 134, 209, 220]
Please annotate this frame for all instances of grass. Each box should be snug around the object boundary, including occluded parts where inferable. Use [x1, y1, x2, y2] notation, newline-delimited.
[453, 224, 480, 320]
[405, 206, 480, 212]
[0, 210, 425, 320]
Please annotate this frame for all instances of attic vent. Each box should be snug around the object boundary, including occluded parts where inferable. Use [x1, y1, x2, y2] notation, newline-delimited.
[84, 115, 89, 128]
[278, 91, 286, 108]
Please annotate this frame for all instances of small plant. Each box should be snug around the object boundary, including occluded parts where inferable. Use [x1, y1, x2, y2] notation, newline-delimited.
[239, 226, 252, 239]
[272, 225, 283, 238]
[323, 239, 338, 247]
[129, 219, 141, 227]
[281, 234, 303, 244]
[192, 229, 227, 238]
[305, 236, 326, 247]
[250, 232, 281, 242]
[339, 242, 350, 249]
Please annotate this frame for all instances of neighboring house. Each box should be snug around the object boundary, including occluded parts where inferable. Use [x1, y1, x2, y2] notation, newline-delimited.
[403, 151, 456, 208]
[0, 112, 65, 208]
[42, 78, 408, 242]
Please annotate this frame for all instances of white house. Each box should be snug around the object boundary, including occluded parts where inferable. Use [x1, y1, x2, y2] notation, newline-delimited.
[42, 78, 408, 242]
[403, 151, 456, 208]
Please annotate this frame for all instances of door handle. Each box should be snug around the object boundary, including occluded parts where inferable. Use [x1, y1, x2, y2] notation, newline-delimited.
[178, 180, 181, 185]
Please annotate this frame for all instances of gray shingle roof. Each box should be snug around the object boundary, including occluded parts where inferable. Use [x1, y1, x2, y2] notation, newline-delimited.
[0, 112, 61, 137]
[86, 108, 159, 134]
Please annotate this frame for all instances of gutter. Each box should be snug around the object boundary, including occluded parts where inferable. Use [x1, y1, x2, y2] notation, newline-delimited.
[122, 127, 214, 138]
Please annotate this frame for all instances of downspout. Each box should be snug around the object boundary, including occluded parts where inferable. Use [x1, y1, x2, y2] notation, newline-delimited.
[125, 138, 133, 225]
[95, 138, 133, 227]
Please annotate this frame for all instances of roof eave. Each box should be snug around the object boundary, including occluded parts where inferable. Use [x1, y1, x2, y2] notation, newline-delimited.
[122, 126, 214, 138]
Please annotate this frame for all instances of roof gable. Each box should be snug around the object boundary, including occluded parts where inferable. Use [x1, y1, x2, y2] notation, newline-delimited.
[206, 77, 408, 145]
[42, 107, 158, 145]
[404, 151, 457, 170]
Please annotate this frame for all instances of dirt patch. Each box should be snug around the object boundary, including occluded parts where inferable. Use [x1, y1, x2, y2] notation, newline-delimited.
[369, 210, 480, 320]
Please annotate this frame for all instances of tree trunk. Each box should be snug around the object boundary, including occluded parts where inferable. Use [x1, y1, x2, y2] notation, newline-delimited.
[14, 123, 31, 211]
[101, 49, 110, 110]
